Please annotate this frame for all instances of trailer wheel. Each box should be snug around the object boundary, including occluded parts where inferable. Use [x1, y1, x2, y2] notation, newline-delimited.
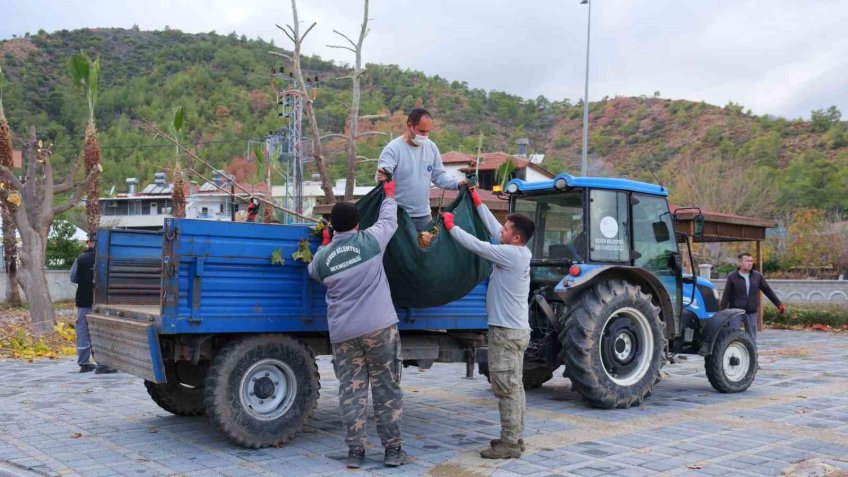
[204, 335, 320, 448]
[558, 279, 665, 408]
[705, 330, 757, 393]
[144, 380, 205, 416]
[478, 361, 556, 389]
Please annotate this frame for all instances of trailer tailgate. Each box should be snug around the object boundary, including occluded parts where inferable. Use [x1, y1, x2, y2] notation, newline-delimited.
[87, 305, 165, 383]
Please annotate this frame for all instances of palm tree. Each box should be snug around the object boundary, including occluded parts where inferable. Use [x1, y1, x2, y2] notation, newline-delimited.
[68, 52, 102, 235]
[0, 65, 21, 305]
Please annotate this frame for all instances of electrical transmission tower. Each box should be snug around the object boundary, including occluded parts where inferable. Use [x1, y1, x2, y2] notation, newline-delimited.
[268, 66, 317, 223]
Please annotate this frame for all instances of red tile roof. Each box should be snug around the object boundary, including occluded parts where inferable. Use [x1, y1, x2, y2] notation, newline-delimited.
[441, 151, 475, 165]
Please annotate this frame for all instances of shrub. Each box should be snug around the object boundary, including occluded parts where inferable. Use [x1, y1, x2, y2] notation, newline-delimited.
[765, 303, 848, 329]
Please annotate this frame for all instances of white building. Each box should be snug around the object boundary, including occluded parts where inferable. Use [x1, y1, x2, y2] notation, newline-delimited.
[273, 177, 375, 220]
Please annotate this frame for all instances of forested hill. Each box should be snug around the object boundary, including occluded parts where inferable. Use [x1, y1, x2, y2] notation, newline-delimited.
[1, 27, 847, 220]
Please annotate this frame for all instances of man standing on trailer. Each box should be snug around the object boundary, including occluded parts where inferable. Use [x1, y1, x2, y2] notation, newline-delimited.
[308, 180, 409, 469]
[442, 188, 535, 459]
[376, 108, 468, 232]
[720, 252, 784, 343]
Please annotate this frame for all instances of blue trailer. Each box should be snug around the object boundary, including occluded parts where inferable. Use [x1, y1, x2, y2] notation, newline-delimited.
[89, 174, 755, 448]
[87, 218, 490, 448]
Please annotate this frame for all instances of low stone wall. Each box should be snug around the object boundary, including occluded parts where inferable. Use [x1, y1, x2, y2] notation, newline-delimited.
[712, 279, 848, 304]
[0, 270, 76, 303]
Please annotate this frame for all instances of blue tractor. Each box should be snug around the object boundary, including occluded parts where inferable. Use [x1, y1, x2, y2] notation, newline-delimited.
[478, 173, 756, 408]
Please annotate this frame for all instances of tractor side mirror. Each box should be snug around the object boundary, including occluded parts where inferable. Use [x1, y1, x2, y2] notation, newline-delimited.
[652, 221, 671, 243]
[694, 214, 705, 240]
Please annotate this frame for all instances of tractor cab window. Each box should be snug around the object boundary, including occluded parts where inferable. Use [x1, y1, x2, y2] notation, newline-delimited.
[513, 190, 584, 261]
[589, 190, 630, 263]
[632, 194, 678, 271]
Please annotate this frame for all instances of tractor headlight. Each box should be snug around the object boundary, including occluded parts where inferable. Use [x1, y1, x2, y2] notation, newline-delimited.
[505, 183, 519, 194]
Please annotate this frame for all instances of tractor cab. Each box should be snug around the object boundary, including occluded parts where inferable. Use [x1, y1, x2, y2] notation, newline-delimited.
[505, 173, 693, 322]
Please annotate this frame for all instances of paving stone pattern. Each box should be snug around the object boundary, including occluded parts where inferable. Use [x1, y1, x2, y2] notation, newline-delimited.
[1, 330, 847, 476]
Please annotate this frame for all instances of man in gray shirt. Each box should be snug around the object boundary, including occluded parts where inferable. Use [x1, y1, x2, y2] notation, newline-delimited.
[443, 189, 534, 459]
[308, 180, 409, 469]
[376, 108, 467, 231]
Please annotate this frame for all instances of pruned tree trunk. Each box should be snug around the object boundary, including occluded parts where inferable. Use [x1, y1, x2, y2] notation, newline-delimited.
[0, 113, 20, 305]
[15, 232, 51, 335]
[172, 167, 186, 218]
[275, 0, 336, 204]
[0, 126, 98, 336]
[328, 0, 370, 201]
[84, 123, 101, 235]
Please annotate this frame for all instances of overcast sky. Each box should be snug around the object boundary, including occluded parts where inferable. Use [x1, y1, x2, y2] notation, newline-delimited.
[2, 0, 846, 119]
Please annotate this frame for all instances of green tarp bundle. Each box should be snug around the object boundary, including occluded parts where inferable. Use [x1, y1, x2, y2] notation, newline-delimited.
[356, 185, 492, 309]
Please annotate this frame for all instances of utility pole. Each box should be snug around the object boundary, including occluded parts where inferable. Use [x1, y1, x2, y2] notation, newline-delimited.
[580, 0, 592, 177]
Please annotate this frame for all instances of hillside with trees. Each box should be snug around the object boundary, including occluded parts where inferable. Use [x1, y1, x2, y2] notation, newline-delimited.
[1, 27, 847, 272]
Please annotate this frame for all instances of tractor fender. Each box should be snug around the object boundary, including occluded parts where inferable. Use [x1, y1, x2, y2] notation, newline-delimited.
[697, 308, 747, 357]
[554, 265, 676, 339]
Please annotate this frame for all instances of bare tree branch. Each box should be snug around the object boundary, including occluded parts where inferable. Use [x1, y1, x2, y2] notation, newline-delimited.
[268, 51, 293, 61]
[54, 154, 84, 194]
[275, 23, 296, 44]
[52, 169, 97, 216]
[332, 29, 357, 47]
[355, 131, 388, 139]
[320, 133, 347, 141]
[300, 22, 317, 42]
[359, 114, 386, 120]
[0, 164, 24, 192]
[327, 45, 356, 53]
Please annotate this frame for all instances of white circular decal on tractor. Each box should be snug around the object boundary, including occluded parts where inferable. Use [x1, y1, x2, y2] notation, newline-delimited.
[599, 216, 618, 238]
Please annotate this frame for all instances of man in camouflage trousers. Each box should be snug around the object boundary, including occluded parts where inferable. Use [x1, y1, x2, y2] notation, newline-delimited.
[308, 179, 408, 468]
[443, 188, 535, 459]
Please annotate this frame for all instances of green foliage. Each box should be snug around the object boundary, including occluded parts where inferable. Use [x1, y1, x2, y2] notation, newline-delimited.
[810, 106, 841, 133]
[67, 51, 100, 125]
[780, 152, 848, 211]
[46, 220, 84, 270]
[765, 303, 848, 329]
[291, 239, 312, 263]
[270, 248, 285, 265]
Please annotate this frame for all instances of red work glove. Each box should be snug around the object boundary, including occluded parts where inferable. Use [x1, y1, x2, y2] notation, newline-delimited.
[383, 179, 395, 198]
[778, 304, 785, 313]
[322, 227, 332, 246]
[442, 212, 455, 231]
[469, 187, 483, 208]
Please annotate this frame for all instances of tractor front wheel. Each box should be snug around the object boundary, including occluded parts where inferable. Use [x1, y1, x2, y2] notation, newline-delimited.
[705, 330, 757, 393]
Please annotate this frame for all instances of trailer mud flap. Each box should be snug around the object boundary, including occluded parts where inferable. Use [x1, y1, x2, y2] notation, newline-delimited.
[87, 313, 166, 383]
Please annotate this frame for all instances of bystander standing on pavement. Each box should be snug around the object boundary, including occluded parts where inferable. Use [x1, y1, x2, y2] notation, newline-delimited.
[307, 180, 409, 469]
[442, 188, 534, 459]
[720, 252, 784, 343]
[69, 235, 116, 374]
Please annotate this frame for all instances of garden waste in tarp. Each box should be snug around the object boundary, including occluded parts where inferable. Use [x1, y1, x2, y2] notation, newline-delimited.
[356, 185, 492, 309]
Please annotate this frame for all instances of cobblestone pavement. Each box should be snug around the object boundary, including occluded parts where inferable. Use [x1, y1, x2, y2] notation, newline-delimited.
[1, 330, 847, 477]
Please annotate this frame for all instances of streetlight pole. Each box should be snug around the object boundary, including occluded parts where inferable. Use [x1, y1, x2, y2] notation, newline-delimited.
[580, 0, 591, 177]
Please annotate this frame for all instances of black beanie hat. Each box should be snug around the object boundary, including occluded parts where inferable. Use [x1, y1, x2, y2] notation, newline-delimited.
[330, 201, 359, 232]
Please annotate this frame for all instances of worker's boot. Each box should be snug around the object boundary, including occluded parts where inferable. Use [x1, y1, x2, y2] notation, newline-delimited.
[384, 445, 409, 467]
[490, 438, 525, 452]
[346, 448, 365, 469]
[480, 440, 522, 459]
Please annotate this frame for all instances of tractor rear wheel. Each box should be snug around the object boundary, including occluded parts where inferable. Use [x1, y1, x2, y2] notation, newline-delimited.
[559, 280, 666, 408]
